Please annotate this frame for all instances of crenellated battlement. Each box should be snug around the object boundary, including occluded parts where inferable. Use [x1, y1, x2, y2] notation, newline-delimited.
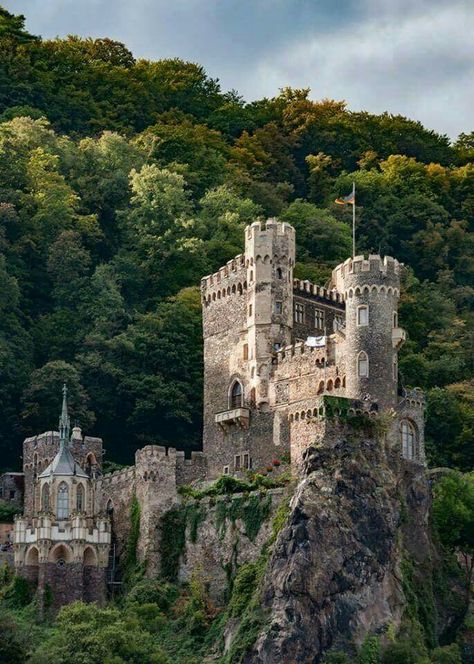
[293, 278, 344, 304]
[96, 466, 135, 488]
[331, 254, 402, 294]
[245, 218, 295, 240]
[275, 341, 330, 365]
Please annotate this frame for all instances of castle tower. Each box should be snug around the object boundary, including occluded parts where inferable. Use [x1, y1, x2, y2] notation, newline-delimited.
[245, 219, 295, 408]
[331, 255, 405, 410]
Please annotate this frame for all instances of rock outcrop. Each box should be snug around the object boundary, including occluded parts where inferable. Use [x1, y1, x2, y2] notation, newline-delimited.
[241, 428, 466, 663]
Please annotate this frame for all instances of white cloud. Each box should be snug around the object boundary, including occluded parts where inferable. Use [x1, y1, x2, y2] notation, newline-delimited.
[240, 1, 473, 138]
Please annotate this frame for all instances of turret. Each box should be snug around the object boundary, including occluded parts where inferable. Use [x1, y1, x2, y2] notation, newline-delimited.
[331, 255, 404, 409]
[245, 219, 295, 407]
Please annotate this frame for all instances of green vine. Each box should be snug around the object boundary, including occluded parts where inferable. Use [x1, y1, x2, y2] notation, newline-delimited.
[122, 493, 141, 580]
[215, 493, 272, 542]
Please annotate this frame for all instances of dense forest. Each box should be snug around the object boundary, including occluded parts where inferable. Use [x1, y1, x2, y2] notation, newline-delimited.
[0, 6, 472, 472]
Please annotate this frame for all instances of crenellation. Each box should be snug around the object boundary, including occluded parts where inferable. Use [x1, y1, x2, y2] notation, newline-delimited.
[12, 217, 426, 615]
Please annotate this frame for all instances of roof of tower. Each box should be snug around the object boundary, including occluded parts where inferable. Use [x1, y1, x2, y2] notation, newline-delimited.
[38, 384, 88, 480]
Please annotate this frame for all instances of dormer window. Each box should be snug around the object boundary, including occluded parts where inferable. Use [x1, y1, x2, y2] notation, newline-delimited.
[357, 305, 369, 326]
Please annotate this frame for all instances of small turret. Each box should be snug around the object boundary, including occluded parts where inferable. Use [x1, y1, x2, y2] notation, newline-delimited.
[331, 255, 404, 409]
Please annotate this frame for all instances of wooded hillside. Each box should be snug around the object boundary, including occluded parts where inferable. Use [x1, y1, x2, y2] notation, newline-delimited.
[0, 7, 472, 470]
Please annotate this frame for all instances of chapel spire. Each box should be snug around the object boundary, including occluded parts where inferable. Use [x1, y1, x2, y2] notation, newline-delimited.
[58, 383, 70, 448]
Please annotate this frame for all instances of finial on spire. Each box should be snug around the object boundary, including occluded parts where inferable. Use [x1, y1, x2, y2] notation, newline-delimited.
[59, 383, 70, 449]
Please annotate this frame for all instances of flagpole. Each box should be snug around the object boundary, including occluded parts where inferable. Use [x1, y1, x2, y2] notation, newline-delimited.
[352, 181, 356, 258]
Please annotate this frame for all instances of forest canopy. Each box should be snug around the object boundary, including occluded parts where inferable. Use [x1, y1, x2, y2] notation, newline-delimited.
[0, 6, 472, 470]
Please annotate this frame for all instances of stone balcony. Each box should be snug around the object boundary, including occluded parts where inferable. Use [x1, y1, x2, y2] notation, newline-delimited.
[215, 407, 250, 430]
[392, 326, 406, 350]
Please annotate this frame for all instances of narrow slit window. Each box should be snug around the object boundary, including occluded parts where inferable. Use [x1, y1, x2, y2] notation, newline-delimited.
[357, 305, 369, 326]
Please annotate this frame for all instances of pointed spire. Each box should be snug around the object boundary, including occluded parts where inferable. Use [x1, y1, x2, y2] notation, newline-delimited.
[59, 383, 70, 449]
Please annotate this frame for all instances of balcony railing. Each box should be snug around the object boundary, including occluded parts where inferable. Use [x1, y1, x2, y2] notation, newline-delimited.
[215, 407, 250, 430]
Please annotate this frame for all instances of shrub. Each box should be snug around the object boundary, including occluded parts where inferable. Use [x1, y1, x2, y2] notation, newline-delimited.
[430, 644, 462, 664]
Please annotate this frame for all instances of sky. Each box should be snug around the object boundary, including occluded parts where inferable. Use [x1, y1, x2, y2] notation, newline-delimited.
[4, 0, 473, 139]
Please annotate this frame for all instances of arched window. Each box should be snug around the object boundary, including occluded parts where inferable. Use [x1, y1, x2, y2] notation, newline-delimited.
[393, 311, 398, 328]
[230, 381, 243, 409]
[76, 484, 84, 512]
[358, 351, 369, 377]
[276, 267, 283, 279]
[57, 482, 69, 520]
[401, 420, 416, 460]
[41, 483, 50, 511]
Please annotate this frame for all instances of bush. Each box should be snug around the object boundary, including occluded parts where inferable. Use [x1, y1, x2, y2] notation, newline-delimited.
[430, 644, 462, 664]
[323, 652, 351, 664]
[125, 578, 177, 613]
[3, 576, 35, 608]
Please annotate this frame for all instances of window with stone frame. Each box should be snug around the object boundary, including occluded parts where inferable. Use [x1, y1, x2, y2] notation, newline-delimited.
[230, 381, 243, 409]
[314, 308, 325, 329]
[275, 301, 282, 314]
[393, 311, 398, 328]
[243, 343, 248, 360]
[243, 452, 250, 470]
[57, 482, 69, 519]
[357, 351, 369, 377]
[76, 483, 84, 512]
[401, 420, 416, 460]
[223, 465, 229, 475]
[41, 483, 50, 511]
[234, 455, 242, 471]
[357, 305, 369, 326]
[294, 302, 304, 323]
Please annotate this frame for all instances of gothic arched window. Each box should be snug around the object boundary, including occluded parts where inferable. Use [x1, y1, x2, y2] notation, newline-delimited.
[230, 381, 243, 409]
[76, 484, 84, 512]
[57, 482, 69, 519]
[41, 483, 50, 511]
[401, 420, 416, 460]
[357, 351, 369, 377]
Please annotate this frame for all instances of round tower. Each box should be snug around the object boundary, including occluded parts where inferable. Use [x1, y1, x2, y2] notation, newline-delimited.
[245, 219, 295, 407]
[331, 255, 403, 410]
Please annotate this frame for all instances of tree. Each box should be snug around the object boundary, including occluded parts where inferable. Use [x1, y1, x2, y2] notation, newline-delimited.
[432, 471, 474, 586]
[21, 360, 95, 435]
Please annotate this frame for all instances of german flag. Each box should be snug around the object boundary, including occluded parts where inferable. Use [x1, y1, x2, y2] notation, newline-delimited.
[335, 190, 355, 205]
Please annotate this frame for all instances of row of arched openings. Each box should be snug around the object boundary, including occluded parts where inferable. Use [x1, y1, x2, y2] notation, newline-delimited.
[316, 376, 346, 394]
[205, 281, 247, 305]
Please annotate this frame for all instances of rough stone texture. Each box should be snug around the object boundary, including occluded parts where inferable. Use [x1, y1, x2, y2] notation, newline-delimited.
[177, 488, 286, 601]
[0, 473, 24, 506]
[95, 466, 136, 561]
[242, 430, 465, 664]
[39, 562, 84, 613]
[83, 566, 107, 605]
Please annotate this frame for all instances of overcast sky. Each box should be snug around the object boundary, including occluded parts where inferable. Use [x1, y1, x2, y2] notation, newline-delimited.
[4, 0, 473, 139]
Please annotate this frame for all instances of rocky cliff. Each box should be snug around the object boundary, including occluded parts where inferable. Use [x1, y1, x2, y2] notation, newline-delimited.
[230, 424, 468, 663]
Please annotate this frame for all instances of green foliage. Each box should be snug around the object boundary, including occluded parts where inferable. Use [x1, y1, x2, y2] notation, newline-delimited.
[0, 499, 20, 522]
[430, 644, 462, 664]
[357, 635, 381, 664]
[28, 601, 170, 664]
[432, 471, 474, 557]
[122, 494, 141, 580]
[400, 556, 437, 649]
[2, 575, 35, 609]
[323, 653, 351, 664]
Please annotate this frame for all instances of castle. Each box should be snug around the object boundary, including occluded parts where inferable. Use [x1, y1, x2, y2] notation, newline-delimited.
[9, 219, 426, 610]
